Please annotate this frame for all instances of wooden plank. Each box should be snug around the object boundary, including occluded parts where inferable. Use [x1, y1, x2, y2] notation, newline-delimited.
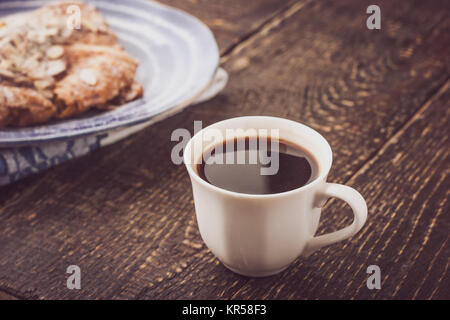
[358, 83, 450, 300]
[282, 82, 450, 300]
[158, 0, 300, 54]
[0, 290, 17, 300]
[0, 0, 448, 299]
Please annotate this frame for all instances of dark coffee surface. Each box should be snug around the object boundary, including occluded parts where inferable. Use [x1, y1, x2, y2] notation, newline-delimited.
[197, 137, 319, 194]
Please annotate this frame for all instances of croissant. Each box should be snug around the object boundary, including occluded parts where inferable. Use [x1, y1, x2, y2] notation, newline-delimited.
[0, 1, 143, 127]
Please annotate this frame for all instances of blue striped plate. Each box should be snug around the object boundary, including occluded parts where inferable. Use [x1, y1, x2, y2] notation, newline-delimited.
[0, 0, 219, 146]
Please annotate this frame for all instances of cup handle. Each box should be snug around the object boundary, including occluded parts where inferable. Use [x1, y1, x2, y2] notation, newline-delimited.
[302, 183, 368, 257]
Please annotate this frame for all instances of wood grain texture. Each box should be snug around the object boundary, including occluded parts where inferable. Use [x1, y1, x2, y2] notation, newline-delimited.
[0, 0, 449, 299]
[0, 290, 17, 300]
[158, 0, 300, 54]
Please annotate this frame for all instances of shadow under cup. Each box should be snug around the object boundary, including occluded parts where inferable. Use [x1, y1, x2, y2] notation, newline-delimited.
[183, 116, 333, 277]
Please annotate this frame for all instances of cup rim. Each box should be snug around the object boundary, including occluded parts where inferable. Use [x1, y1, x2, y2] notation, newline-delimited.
[183, 116, 333, 199]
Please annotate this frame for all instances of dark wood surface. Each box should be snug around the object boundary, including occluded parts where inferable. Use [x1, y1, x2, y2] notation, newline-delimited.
[0, 289, 16, 300]
[0, 0, 448, 300]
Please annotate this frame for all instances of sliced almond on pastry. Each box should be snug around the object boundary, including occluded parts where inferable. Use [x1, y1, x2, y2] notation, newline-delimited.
[0, 85, 57, 127]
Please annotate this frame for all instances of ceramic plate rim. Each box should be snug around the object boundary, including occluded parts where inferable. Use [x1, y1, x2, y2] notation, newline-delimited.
[0, 0, 219, 146]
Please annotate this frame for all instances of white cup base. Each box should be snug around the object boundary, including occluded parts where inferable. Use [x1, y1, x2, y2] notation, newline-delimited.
[222, 262, 290, 277]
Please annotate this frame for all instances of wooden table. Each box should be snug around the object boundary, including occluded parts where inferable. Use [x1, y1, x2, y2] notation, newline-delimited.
[0, 0, 448, 300]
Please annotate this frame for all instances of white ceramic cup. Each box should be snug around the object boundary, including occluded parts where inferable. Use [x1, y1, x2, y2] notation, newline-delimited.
[184, 116, 367, 277]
